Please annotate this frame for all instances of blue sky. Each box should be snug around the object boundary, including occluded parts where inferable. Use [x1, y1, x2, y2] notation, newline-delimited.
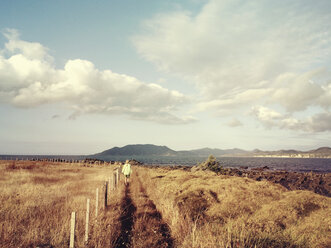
[0, 0, 330, 155]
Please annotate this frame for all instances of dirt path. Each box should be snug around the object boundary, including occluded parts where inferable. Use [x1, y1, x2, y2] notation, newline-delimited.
[115, 173, 174, 248]
[115, 184, 137, 248]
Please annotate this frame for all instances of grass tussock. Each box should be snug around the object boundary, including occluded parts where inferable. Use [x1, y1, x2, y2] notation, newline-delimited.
[0, 160, 123, 248]
[135, 166, 331, 248]
[4, 160, 45, 170]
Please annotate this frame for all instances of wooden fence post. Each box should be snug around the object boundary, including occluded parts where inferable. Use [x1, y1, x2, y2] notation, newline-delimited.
[95, 188, 99, 219]
[112, 173, 114, 189]
[113, 172, 117, 189]
[108, 177, 111, 194]
[69, 212, 76, 248]
[116, 169, 119, 187]
[85, 199, 90, 243]
[104, 181, 108, 209]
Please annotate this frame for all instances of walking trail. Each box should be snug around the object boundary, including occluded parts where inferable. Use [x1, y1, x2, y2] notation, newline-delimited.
[115, 172, 174, 248]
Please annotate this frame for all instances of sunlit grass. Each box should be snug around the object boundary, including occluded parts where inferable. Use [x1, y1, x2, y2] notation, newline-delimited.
[1, 160, 330, 247]
[135, 166, 331, 248]
[0, 160, 123, 248]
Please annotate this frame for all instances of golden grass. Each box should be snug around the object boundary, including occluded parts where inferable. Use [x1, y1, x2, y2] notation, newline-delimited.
[0, 160, 123, 248]
[1, 160, 330, 247]
[130, 171, 174, 247]
[135, 166, 331, 248]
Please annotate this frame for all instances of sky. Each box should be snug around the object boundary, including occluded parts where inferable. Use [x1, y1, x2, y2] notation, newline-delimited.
[0, 0, 330, 155]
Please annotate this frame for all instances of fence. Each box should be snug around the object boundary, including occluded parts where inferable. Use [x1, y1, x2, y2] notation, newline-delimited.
[0, 157, 116, 166]
[68, 167, 121, 248]
[0, 158, 125, 247]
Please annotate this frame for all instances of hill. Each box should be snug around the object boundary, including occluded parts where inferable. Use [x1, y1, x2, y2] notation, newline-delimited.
[178, 147, 247, 156]
[311, 147, 331, 154]
[96, 144, 177, 156]
[93, 144, 248, 159]
[92, 144, 331, 160]
[252, 146, 331, 158]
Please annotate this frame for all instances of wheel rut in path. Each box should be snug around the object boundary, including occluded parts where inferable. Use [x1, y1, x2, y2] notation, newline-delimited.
[115, 183, 136, 248]
[132, 175, 174, 248]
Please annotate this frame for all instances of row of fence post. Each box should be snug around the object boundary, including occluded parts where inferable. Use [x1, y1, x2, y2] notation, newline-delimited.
[69, 167, 120, 248]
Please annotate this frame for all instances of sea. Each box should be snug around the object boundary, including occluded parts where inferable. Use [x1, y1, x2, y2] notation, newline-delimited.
[1, 154, 330, 173]
[217, 157, 331, 173]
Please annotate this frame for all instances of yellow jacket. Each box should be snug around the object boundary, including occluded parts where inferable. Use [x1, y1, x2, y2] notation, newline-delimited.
[122, 163, 132, 176]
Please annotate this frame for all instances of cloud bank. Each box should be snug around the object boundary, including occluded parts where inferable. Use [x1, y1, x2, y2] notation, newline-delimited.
[133, 0, 331, 132]
[252, 106, 331, 132]
[0, 29, 195, 124]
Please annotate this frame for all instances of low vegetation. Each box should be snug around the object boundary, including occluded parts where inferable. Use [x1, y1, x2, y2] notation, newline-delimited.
[0, 159, 330, 247]
[135, 166, 331, 247]
[193, 154, 224, 173]
[0, 160, 123, 247]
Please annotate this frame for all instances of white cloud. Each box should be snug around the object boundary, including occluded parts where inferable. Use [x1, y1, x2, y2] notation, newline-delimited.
[318, 81, 331, 109]
[0, 30, 195, 124]
[251, 106, 283, 128]
[197, 88, 271, 112]
[134, 1, 330, 95]
[306, 112, 331, 132]
[3, 29, 50, 61]
[133, 0, 331, 132]
[251, 106, 331, 132]
[271, 69, 328, 112]
[227, 118, 242, 127]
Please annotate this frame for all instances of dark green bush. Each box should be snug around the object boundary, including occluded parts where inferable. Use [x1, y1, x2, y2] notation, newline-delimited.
[198, 155, 223, 173]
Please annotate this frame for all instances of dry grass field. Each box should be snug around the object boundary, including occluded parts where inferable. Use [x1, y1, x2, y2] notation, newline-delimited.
[135, 166, 331, 248]
[0, 160, 330, 247]
[0, 160, 124, 247]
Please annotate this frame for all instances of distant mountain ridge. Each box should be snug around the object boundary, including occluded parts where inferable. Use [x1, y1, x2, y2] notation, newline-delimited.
[93, 144, 331, 158]
[177, 147, 247, 157]
[252, 147, 331, 158]
[94, 144, 248, 157]
[96, 144, 177, 156]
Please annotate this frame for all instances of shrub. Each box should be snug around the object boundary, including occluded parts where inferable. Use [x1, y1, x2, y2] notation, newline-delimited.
[198, 155, 223, 173]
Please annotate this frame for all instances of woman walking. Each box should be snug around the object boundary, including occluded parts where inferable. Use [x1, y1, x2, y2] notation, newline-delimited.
[122, 160, 132, 185]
